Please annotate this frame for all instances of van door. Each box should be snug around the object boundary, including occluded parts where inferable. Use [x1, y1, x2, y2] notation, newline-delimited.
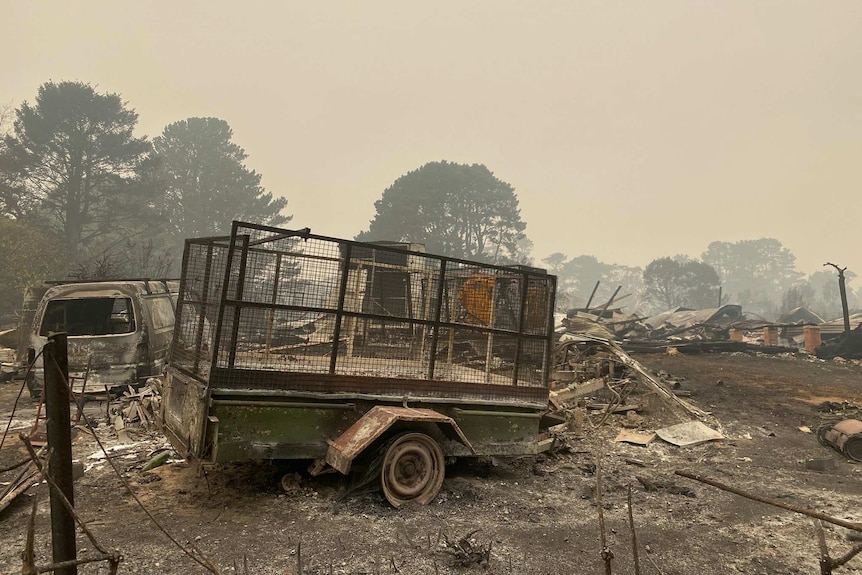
[140, 294, 176, 378]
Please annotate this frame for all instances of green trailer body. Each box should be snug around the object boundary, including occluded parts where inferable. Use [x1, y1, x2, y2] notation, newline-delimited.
[161, 222, 557, 505]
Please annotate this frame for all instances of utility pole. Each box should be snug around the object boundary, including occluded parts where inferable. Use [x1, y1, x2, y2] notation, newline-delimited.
[823, 263, 851, 336]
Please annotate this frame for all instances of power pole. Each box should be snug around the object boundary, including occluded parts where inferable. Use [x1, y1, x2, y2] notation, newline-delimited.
[823, 263, 851, 336]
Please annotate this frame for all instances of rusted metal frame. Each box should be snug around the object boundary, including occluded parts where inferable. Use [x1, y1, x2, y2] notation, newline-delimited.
[264, 252, 283, 355]
[192, 242, 215, 374]
[227, 234, 250, 369]
[325, 405, 475, 474]
[512, 271, 530, 386]
[329, 243, 353, 375]
[427, 259, 447, 380]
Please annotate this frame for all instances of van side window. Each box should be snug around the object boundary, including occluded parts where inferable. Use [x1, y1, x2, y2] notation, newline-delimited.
[146, 296, 175, 332]
[40, 297, 135, 336]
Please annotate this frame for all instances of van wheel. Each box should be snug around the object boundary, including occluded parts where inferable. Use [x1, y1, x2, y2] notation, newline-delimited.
[380, 432, 445, 507]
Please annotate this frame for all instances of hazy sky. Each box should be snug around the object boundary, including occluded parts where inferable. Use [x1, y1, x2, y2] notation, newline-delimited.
[6, 2, 861, 278]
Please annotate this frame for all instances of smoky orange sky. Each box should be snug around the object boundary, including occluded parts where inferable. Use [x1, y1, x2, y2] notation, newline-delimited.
[6, 2, 862, 279]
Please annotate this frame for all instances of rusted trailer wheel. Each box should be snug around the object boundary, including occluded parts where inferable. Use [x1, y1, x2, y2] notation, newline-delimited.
[380, 432, 445, 507]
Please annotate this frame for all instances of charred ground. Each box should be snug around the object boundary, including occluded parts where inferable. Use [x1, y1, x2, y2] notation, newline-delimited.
[0, 351, 860, 575]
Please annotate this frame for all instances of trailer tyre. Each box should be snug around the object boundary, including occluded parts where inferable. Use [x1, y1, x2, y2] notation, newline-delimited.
[380, 432, 445, 507]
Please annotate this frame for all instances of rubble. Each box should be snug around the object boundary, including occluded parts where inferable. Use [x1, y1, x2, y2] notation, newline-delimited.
[557, 300, 862, 358]
[110, 378, 162, 430]
[817, 325, 862, 360]
[0, 460, 40, 514]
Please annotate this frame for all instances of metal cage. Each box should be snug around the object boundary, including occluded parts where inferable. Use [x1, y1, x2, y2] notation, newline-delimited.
[170, 222, 557, 405]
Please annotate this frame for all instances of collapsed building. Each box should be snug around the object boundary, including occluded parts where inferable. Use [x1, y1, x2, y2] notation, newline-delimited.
[558, 301, 862, 359]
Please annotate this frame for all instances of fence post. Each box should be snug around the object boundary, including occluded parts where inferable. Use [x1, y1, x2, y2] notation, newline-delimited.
[44, 332, 77, 575]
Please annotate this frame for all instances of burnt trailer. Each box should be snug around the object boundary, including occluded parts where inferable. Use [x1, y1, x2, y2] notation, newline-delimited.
[161, 222, 557, 506]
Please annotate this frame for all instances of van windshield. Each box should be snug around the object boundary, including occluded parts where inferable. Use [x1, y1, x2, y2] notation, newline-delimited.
[39, 297, 136, 337]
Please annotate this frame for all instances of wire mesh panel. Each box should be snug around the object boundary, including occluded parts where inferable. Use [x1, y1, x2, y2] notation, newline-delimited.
[171, 238, 231, 380]
[172, 222, 556, 402]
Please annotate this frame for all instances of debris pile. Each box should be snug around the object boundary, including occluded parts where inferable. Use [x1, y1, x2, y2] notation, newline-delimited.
[549, 333, 718, 454]
[556, 303, 862, 355]
[816, 324, 862, 360]
[108, 378, 162, 439]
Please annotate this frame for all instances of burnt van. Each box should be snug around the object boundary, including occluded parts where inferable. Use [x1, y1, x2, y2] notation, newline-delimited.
[25, 279, 179, 397]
